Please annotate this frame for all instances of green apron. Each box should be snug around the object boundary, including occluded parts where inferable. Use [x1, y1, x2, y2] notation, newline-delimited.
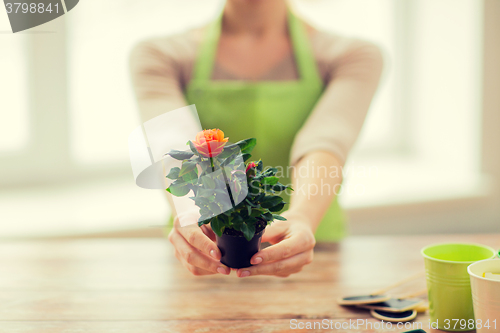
[182, 11, 346, 241]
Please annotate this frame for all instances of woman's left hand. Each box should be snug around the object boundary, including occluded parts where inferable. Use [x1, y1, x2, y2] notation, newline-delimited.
[236, 211, 316, 278]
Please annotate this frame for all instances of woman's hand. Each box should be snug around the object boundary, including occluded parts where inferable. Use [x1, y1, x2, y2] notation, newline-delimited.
[236, 211, 316, 278]
[168, 212, 230, 276]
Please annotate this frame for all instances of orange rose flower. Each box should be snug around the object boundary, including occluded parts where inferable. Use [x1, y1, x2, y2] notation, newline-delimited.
[192, 129, 229, 158]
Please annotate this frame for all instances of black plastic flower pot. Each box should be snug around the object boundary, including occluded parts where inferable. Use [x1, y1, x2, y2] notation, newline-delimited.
[215, 228, 265, 269]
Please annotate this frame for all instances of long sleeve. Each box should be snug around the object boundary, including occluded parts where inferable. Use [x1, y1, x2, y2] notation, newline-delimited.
[290, 35, 385, 166]
[129, 32, 204, 220]
[129, 31, 200, 123]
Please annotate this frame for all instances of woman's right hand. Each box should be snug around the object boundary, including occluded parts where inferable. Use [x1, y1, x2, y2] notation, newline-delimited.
[168, 213, 230, 276]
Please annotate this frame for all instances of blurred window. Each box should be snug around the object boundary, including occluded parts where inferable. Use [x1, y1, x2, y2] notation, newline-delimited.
[66, 0, 484, 206]
[295, 0, 398, 153]
[0, 11, 29, 152]
[0, 0, 489, 236]
[297, 0, 484, 208]
[67, 0, 222, 165]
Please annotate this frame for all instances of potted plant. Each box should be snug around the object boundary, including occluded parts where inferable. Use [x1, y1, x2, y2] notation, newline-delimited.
[165, 129, 292, 268]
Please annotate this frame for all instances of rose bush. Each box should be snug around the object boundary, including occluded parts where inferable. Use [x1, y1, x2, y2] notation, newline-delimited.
[164, 129, 291, 241]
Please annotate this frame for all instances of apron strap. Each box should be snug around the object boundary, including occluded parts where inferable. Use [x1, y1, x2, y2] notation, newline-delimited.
[192, 9, 322, 84]
[287, 11, 322, 84]
[192, 12, 222, 82]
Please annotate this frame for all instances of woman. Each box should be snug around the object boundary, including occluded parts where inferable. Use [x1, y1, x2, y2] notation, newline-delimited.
[130, 0, 383, 278]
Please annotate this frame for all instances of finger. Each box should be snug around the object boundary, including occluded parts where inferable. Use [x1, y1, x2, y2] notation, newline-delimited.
[178, 257, 217, 276]
[186, 264, 219, 276]
[176, 223, 221, 260]
[174, 251, 213, 276]
[200, 224, 216, 242]
[237, 251, 313, 277]
[260, 228, 283, 244]
[250, 232, 315, 265]
[260, 223, 287, 244]
[170, 231, 230, 275]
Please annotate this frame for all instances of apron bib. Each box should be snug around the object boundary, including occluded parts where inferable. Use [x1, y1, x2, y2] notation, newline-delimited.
[184, 11, 346, 241]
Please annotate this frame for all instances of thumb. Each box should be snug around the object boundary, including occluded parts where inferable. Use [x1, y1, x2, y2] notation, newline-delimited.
[261, 224, 286, 244]
[201, 224, 216, 242]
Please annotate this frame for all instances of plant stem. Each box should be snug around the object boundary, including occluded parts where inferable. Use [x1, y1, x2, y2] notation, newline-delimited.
[210, 157, 215, 172]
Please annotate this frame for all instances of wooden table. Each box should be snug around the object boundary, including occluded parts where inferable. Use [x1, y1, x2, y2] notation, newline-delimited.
[0, 234, 498, 333]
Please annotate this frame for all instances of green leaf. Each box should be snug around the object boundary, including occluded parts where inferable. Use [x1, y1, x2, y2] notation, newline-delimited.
[235, 138, 257, 154]
[249, 180, 260, 195]
[256, 160, 263, 172]
[198, 216, 211, 227]
[218, 214, 229, 225]
[201, 175, 216, 189]
[262, 176, 279, 186]
[217, 145, 240, 159]
[245, 199, 258, 208]
[242, 153, 251, 162]
[214, 188, 228, 196]
[189, 184, 199, 196]
[250, 208, 262, 217]
[209, 202, 222, 214]
[261, 211, 273, 221]
[240, 222, 256, 241]
[245, 216, 257, 224]
[262, 167, 278, 177]
[272, 214, 287, 221]
[233, 179, 243, 198]
[199, 160, 212, 173]
[269, 202, 285, 212]
[260, 196, 283, 208]
[253, 193, 265, 202]
[220, 154, 236, 167]
[166, 150, 194, 160]
[188, 141, 199, 155]
[217, 150, 233, 159]
[240, 206, 249, 218]
[166, 180, 190, 197]
[182, 168, 198, 184]
[197, 188, 216, 200]
[272, 183, 289, 192]
[179, 160, 197, 177]
[193, 196, 209, 207]
[166, 167, 180, 180]
[231, 214, 244, 228]
[210, 216, 224, 237]
[223, 166, 234, 177]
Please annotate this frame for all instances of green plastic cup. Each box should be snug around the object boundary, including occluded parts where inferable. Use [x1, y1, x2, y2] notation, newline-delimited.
[421, 243, 496, 331]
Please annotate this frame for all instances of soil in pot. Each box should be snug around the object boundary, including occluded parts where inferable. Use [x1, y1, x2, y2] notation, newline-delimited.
[216, 219, 267, 269]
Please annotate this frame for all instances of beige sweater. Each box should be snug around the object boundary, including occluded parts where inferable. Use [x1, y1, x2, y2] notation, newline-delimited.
[129, 25, 384, 166]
